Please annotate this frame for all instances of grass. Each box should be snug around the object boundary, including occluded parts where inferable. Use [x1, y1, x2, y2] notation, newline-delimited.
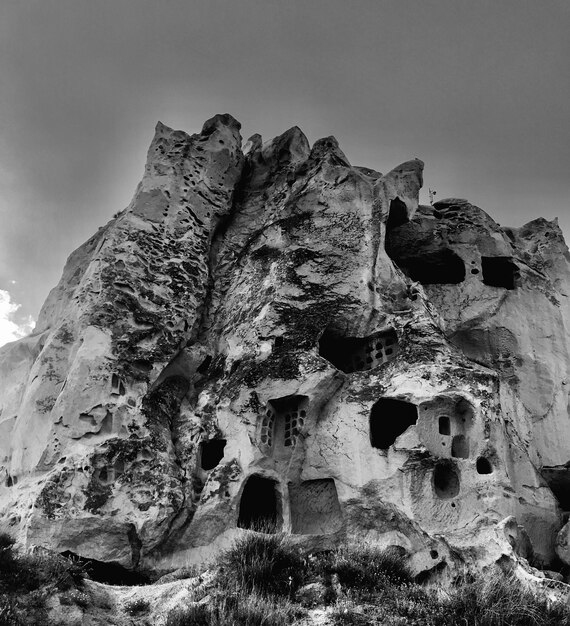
[216, 530, 305, 597]
[166, 592, 302, 626]
[330, 572, 570, 626]
[0, 531, 85, 626]
[167, 534, 570, 626]
[166, 531, 307, 625]
[2, 529, 568, 625]
[123, 597, 151, 617]
[312, 543, 412, 591]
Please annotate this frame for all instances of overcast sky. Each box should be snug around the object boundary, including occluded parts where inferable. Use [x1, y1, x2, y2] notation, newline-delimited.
[0, 0, 568, 345]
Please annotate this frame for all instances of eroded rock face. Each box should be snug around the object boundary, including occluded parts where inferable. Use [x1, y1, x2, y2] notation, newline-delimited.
[0, 114, 568, 577]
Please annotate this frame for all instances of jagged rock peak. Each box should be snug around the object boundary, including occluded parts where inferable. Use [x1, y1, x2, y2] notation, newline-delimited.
[243, 133, 262, 157]
[309, 135, 350, 166]
[259, 126, 310, 166]
[201, 112, 241, 134]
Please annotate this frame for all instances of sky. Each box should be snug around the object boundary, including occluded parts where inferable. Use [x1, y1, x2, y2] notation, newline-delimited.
[0, 0, 568, 346]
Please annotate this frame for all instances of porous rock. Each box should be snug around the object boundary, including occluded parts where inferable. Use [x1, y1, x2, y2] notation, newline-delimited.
[0, 115, 569, 579]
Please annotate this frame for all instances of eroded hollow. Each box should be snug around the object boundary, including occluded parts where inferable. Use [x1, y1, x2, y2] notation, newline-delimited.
[386, 197, 409, 230]
[370, 398, 418, 450]
[481, 257, 518, 289]
[400, 249, 466, 285]
[319, 327, 398, 374]
[419, 396, 474, 460]
[289, 478, 343, 535]
[451, 434, 469, 459]
[540, 467, 570, 511]
[238, 475, 281, 532]
[433, 461, 460, 499]
[476, 457, 493, 475]
[196, 355, 212, 374]
[60, 551, 149, 586]
[200, 439, 226, 471]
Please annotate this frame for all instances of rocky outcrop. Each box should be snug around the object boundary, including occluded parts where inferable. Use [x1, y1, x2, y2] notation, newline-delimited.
[1, 114, 569, 578]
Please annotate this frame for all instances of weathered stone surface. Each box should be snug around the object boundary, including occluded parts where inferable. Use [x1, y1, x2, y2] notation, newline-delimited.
[1, 115, 569, 579]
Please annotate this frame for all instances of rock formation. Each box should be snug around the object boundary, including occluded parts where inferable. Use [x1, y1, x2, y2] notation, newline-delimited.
[1, 113, 569, 579]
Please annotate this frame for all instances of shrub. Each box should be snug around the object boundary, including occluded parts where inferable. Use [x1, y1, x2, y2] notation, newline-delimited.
[312, 544, 412, 593]
[0, 596, 20, 626]
[330, 572, 570, 626]
[443, 574, 570, 626]
[0, 533, 85, 625]
[124, 597, 151, 616]
[0, 532, 16, 574]
[0, 590, 49, 626]
[29, 549, 85, 591]
[216, 532, 304, 597]
[166, 591, 302, 626]
[331, 602, 371, 625]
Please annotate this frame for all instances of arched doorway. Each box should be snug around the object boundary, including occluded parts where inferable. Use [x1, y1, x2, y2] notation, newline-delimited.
[237, 475, 281, 532]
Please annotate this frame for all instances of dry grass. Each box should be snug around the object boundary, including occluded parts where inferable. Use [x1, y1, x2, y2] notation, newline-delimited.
[330, 572, 570, 626]
[166, 591, 303, 626]
[0, 531, 85, 626]
[216, 531, 305, 598]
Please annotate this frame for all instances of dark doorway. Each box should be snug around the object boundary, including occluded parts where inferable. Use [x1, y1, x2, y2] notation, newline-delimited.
[481, 257, 518, 289]
[370, 398, 418, 450]
[476, 457, 493, 475]
[386, 197, 408, 230]
[319, 328, 398, 374]
[60, 551, 149, 586]
[400, 249, 466, 285]
[438, 415, 450, 435]
[200, 439, 226, 471]
[238, 475, 281, 532]
[433, 461, 460, 499]
[540, 466, 570, 511]
[451, 435, 469, 459]
[197, 355, 212, 374]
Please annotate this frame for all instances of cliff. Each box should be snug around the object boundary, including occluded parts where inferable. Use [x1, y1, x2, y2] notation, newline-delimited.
[1, 114, 569, 580]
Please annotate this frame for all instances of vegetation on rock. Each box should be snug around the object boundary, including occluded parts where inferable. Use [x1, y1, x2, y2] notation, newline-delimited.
[165, 534, 570, 626]
[0, 532, 85, 626]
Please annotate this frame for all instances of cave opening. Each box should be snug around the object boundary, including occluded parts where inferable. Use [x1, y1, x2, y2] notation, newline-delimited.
[481, 257, 518, 289]
[386, 197, 409, 230]
[197, 355, 212, 374]
[420, 396, 474, 460]
[476, 457, 493, 475]
[451, 434, 469, 459]
[400, 249, 466, 285]
[370, 398, 418, 450]
[540, 467, 570, 511]
[111, 373, 125, 396]
[433, 461, 460, 499]
[319, 328, 398, 374]
[438, 415, 451, 436]
[237, 475, 281, 532]
[60, 551, 150, 586]
[200, 439, 226, 471]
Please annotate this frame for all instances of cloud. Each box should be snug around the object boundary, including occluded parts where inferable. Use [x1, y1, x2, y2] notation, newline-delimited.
[0, 289, 35, 347]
